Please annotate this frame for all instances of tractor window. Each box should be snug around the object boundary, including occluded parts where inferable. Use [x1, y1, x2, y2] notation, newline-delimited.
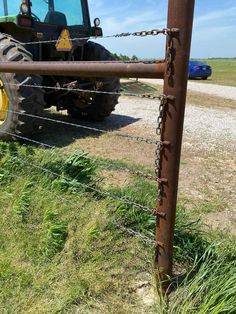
[0, 1, 20, 16]
[53, 0, 84, 26]
[31, 1, 50, 22]
[31, 0, 84, 26]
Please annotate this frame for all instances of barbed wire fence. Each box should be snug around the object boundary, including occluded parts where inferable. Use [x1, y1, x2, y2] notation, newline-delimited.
[0, 29, 170, 241]
[0, 0, 195, 284]
[0, 71, 166, 244]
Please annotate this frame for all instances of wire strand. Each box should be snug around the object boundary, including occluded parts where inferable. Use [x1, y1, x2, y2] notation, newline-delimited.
[0, 129, 156, 181]
[0, 131, 154, 214]
[20, 28, 169, 46]
[0, 158, 154, 246]
[3, 108, 158, 145]
[6, 82, 162, 100]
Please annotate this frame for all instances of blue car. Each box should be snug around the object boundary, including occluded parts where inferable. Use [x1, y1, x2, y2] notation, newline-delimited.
[189, 60, 212, 80]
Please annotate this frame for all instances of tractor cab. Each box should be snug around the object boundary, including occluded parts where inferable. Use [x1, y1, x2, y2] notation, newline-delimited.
[1, 0, 86, 25]
[0, 0, 102, 51]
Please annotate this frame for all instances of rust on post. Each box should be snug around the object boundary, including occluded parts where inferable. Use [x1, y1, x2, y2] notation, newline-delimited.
[155, 0, 195, 280]
[0, 61, 165, 79]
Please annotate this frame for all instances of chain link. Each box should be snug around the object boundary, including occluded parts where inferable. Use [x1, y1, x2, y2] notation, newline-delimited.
[166, 31, 175, 80]
[155, 95, 168, 202]
[115, 28, 167, 38]
[155, 29, 177, 203]
[156, 95, 167, 137]
[21, 28, 173, 47]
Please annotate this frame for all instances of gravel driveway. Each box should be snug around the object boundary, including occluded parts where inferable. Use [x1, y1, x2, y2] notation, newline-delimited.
[140, 79, 236, 101]
[113, 97, 236, 152]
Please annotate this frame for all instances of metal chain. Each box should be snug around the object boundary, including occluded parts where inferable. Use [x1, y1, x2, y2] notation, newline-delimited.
[114, 28, 169, 38]
[154, 30, 177, 202]
[155, 95, 168, 201]
[21, 28, 174, 46]
[154, 30, 176, 201]
[166, 32, 175, 79]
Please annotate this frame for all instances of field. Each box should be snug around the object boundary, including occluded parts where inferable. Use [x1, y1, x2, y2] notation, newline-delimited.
[0, 140, 235, 313]
[199, 58, 236, 87]
[0, 63, 236, 313]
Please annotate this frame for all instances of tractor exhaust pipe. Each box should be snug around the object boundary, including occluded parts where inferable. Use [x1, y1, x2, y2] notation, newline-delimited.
[48, 0, 55, 11]
[3, 0, 8, 16]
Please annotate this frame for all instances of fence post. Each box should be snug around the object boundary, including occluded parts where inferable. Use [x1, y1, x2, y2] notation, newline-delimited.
[155, 0, 195, 281]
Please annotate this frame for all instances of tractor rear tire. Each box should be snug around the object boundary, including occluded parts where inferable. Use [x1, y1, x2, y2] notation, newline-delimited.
[68, 41, 120, 121]
[0, 33, 45, 140]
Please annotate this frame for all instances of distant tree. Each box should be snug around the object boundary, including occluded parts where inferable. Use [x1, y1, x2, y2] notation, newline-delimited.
[131, 55, 138, 61]
[112, 53, 120, 60]
[111, 53, 139, 61]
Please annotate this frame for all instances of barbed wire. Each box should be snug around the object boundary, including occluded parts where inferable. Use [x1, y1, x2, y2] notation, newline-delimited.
[0, 158, 154, 246]
[112, 222, 155, 245]
[0, 131, 155, 214]
[3, 107, 159, 145]
[20, 28, 173, 46]
[0, 128, 156, 181]
[96, 160, 156, 181]
[6, 82, 162, 100]
[0, 25, 179, 254]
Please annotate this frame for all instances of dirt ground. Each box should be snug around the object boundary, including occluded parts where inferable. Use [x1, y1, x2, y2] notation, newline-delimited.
[35, 94, 236, 234]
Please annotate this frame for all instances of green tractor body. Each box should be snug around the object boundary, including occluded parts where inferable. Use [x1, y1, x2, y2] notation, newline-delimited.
[0, 0, 120, 139]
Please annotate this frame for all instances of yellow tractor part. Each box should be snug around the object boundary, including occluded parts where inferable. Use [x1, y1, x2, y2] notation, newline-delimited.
[0, 80, 9, 125]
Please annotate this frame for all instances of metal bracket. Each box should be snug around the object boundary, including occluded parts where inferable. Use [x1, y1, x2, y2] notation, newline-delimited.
[158, 178, 168, 184]
[166, 95, 175, 101]
[156, 241, 165, 249]
[153, 210, 166, 218]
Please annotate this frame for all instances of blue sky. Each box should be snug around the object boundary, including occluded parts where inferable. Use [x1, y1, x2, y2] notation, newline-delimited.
[89, 0, 236, 58]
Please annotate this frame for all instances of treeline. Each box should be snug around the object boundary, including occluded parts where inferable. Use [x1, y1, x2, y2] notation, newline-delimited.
[207, 57, 236, 60]
[111, 53, 139, 61]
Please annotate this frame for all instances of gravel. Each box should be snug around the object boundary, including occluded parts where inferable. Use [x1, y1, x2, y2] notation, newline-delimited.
[186, 82, 236, 100]
[140, 79, 236, 101]
[113, 97, 236, 152]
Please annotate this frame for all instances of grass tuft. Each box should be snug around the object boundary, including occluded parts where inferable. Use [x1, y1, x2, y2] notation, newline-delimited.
[169, 246, 236, 313]
[13, 181, 34, 223]
[43, 209, 68, 258]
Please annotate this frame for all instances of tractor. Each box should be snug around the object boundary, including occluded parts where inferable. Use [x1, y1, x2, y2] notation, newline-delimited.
[0, 0, 120, 139]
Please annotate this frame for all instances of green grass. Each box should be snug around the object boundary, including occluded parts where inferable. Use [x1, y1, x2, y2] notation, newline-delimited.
[121, 80, 157, 94]
[0, 142, 236, 313]
[167, 246, 236, 314]
[202, 58, 236, 87]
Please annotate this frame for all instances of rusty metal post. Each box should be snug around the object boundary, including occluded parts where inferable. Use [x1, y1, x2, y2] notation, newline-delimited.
[155, 0, 195, 280]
